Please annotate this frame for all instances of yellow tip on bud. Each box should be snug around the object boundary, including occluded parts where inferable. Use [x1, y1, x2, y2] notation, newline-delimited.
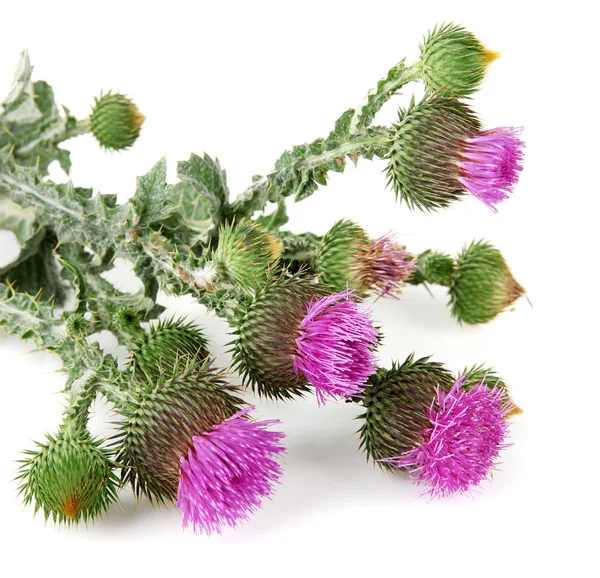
[483, 48, 501, 67]
[62, 495, 80, 519]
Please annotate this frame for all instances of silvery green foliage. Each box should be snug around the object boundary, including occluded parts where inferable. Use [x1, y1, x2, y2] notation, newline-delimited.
[0, 24, 524, 526]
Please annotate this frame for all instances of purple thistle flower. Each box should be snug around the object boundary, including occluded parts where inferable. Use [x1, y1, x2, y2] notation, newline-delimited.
[383, 375, 511, 497]
[363, 234, 415, 298]
[177, 406, 285, 534]
[293, 291, 378, 405]
[457, 127, 525, 211]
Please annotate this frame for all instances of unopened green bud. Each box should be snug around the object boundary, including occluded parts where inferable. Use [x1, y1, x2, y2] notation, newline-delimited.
[90, 92, 145, 151]
[17, 425, 119, 525]
[212, 220, 283, 292]
[449, 240, 525, 324]
[128, 317, 210, 383]
[420, 23, 499, 97]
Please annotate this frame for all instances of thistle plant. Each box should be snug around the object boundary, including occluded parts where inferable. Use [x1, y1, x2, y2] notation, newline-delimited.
[0, 22, 526, 534]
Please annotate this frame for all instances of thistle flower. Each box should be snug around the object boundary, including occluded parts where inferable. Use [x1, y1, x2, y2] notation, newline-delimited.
[17, 425, 119, 525]
[232, 276, 378, 402]
[420, 22, 500, 97]
[212, 220, 283, 292]
[293, 291, 379, 404]
[115, 361, 285, 533]
[449, 240, 525, 324]
[177, 406, 285, 534]
[90, 92, 145, 151]
[315, 219, 414, 298]
[456, 128, 525, 210]
[358, 355, 514, 496]
[384, 376, 511, 497]
[386, 96, 524, 211]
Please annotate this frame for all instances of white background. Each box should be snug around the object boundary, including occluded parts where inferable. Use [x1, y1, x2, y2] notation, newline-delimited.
[1, 1, 598, 576]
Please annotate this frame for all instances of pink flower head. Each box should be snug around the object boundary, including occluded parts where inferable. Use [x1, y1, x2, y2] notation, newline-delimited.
[457, 127, 524, 211]
[293, 291, 378, 405]
[363, 234, 415, 298]
[177, 406, 285, 534]
[384, 375, 511, 497]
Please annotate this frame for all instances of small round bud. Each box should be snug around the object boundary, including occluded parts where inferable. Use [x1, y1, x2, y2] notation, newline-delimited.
[212, 220, 282, 292]
[449, 240, 525, 324]
[90, 92, 145, 151]
[17, 426, 119, 525]
[65, 312, 93, 338]
[420, 23, 499, 97]
[128, 317, 210, 383]
[419, 250, 457, 287]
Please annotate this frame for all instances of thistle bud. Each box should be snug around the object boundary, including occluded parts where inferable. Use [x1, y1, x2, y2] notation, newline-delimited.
[387, 96, 524, 211]
[449, 240, 525, 324]
[115, 361, 284, 534]
[128, 317, 210, 382]
[232, 276, 378, 403]
[359, 355, 513, 497]
[90, 92, 145, 151]
[17, 425, 119, 525]
[315, 219, 414, 298]
[420, 23, 499, 97]
[212, 220, 283, 292]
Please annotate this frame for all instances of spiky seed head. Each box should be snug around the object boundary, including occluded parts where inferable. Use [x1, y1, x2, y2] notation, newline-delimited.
[115, 359, 243, 505]
[90, 92, 145, 151]
[386, 96, 481, 211]
[316, 220, 414, 297]
[17, 426, 119, 525]
[232, 276, 328, 400]
[449, 240, 525, 324]
[420, 22, 499, 97]
[212, 220, 283, 293]
[357, 354, 455, 471]
[128, 317, 210, 383]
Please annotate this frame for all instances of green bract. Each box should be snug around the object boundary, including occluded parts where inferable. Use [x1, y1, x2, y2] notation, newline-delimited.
[232, 275, 327, 401]
[115, 359, 242, 504]
[358, 355, 455, 471]
[315, 219, 370, 294]
[386, 96, 480, 211]
[128, 317, 210, 382]
[90, 92, 145, 151]
[17, 426, 119, 525]
[420, 23, 499, 97]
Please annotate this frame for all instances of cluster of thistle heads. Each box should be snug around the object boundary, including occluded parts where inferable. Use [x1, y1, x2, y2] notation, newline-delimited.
[8, 23, 527, 535]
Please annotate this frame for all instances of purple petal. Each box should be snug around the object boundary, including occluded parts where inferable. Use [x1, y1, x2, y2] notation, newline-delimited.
[177, 406, 285, 534]
[293, 291, 378, 405]
[382, 375, 511, 497]
[457, 127, 525, 211]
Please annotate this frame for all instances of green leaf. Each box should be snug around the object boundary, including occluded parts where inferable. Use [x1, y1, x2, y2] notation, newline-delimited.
[131, 158, 174, 227]
[255, 199, 288, 231]
[0, 194, 36, 245]
[177, 153, 230, 225]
